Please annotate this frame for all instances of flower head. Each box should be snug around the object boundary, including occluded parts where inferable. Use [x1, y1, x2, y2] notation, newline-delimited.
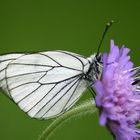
[94, 40, 140, 140]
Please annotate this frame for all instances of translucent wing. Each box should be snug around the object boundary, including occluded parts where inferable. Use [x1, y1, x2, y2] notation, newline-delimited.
[0, 51, 90, 119]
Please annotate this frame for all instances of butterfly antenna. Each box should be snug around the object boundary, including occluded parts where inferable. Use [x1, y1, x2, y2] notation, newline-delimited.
[96, 20, 114, 57]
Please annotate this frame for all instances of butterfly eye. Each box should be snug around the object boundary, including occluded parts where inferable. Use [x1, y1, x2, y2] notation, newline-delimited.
[95, 54, 103, 64]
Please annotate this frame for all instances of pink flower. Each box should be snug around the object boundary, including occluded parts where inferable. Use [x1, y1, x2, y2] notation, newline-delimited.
[93, 40, 140, 140]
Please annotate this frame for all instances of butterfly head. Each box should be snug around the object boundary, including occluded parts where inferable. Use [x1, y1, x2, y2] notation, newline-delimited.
[88, 53, 102, 64]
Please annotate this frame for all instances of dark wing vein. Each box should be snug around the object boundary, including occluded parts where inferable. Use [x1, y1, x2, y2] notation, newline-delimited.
[41, 77, 81, 118]
[0, 68, 6, 73]
[9, 73, 83, 93]
[54, 50, 87, 59]
[43, 77, 82, 118]
[2, 54, 27, 97]
[26, 84, 57, 113]
[34, 77, 80, 117]
[8, 63, 82, 72]
[41, 73, 83, 84]
[7, 68, 54, 79]
[17, 84, 42, 103]
[38, 53, 62, 66]
[9, 82, 42, 91]
[54, 51, 85, 71]
[61, 79, 82, 112]
[39, 53, 83, 72]
[8, 63, 55, 67]
[65, 95, 81, 111]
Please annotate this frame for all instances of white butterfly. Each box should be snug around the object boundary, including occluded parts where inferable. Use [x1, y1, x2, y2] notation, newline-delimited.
[0, 51, 102, 119]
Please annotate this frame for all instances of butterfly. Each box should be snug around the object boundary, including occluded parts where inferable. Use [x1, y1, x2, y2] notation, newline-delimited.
[0, 51, 102, 119]
[0, 21, 113, 120]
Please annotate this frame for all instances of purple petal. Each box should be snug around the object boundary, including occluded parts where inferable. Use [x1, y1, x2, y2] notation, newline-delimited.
[99, 111, 107, 126]
[107, 40, 119, 63]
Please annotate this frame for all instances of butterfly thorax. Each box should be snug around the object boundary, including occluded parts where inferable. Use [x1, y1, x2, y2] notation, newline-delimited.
[86, 53, 103, 83]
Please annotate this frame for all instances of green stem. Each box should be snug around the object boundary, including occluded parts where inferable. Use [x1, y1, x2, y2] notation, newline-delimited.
[38, 99, 97, 140]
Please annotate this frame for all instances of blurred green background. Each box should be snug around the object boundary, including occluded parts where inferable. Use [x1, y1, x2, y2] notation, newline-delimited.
[0, 0, 140, 140]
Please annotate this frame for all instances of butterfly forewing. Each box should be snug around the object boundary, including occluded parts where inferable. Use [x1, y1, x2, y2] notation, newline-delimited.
[0, 51, 91, 119]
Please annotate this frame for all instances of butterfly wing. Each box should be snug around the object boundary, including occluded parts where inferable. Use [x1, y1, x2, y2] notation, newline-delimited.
[0, 51, 90, 119]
